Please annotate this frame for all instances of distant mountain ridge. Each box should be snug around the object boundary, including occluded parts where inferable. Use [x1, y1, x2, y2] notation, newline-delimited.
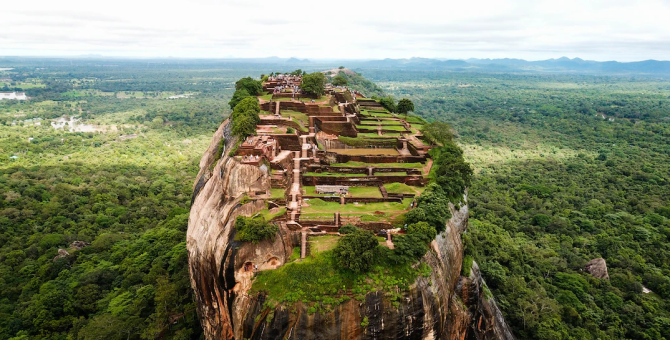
[361, 57, 670, 75]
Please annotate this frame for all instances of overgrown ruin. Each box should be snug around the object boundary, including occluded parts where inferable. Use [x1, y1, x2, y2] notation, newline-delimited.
[187, 72, 515, 339]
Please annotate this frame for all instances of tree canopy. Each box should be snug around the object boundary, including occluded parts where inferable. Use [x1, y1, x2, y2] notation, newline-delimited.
[332, 75, 348, 86]
[333, 229, 379, 273]
[235, 77, 263, 96]
[300, 72, 327, 97]
[397, 98, 414, 115]
[231, 97, 261, 138]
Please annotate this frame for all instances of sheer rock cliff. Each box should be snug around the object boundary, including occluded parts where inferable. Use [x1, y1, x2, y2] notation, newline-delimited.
[187, 120, 515, 340]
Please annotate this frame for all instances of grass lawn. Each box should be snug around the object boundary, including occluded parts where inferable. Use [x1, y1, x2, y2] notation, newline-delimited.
[329, 149, 399, 156]
[299, 212, 335, 221]
[257, 207, 287, 221]
[348, 186, 382, 198]
[250, 250, 422, 307]
[303, 172, 363, 177]
[359, 120, 403, 126]
[384, 183, 425, 195]
[302, 198, 412, 214]
[259, 93, 273, 101]
[404, 116, 428, 124]
[281, 110, 309, 123]
[270, 188, 285, 199]
[309, 235, 340, 253]
[356, 133, 396, 139]
[380, 125, 408, 132]
[330, 161, 423, 168]
[374, 172, 408, 176]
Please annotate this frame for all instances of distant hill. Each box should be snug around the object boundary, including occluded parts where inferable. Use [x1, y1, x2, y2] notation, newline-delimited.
[361, 57, 670, 76]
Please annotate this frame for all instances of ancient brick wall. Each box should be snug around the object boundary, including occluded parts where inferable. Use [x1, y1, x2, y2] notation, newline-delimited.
[273, 134, 302, 151]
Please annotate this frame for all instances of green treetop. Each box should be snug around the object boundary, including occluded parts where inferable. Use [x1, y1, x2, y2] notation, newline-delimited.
[300, 72, 327, 97]
[397, 98, 415, 115]
[332, 75, 348, 86]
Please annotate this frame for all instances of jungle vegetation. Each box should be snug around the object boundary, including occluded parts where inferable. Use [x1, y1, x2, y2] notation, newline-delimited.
[1, 59, 670, 340]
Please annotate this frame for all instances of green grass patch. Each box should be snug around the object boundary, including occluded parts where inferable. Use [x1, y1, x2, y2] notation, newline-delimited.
[356, 133, 397, 139]
[375, 172, 408, 176]
[250, 250, 421, 308]
[270, 188, 285, 199]
[302, 198, 412, 214]
[330, 161, 422, 168]
[299, 212, 334, 221]
[384, 183, 424, 195]
[281, 110, 308, 123]
[309, 235, 340, 253]
[289, 247, 301, 262]
[380, 125, 408, 132]
[258, 207, 287, 221]
[348, 187, 382, 198]
[303, 172, 363, 177]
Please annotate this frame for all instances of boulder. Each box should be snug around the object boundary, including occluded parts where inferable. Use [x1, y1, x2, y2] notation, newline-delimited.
[70, 241, 90, 250]
[584, 258, 609, 279]
[53, 249, 70, 262]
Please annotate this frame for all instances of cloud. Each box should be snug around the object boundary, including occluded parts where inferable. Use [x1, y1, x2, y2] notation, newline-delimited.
[2, 0, 670, 61]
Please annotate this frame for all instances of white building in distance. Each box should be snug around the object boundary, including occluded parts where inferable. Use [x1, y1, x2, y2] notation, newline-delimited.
[0, 92, 28, 100]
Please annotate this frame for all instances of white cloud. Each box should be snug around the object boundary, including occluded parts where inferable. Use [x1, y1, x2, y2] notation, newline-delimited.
[2, 0, 670, 61]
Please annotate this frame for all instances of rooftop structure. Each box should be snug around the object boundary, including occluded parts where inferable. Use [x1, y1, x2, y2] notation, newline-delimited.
[0, 92, 28, 100]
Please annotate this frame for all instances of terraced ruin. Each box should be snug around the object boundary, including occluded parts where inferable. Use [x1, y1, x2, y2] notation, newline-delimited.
[187, 72, 514, 340]
[234, 73, 433, 255]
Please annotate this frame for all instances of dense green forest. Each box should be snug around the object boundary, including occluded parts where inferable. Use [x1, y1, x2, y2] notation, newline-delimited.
[375, 71, 670, 339]
[1, 60, 670, 339]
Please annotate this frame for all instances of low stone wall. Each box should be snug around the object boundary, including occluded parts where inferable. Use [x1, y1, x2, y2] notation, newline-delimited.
[407, 141, 421, 156]
[358, 222, 393, 232]
[325, 152, 427, 164]
[314, 119, 357, 137]
[302, 175, 425, 186]
[258, 119, 305, 135]
[273, 134, 302, 151]
[302, 196, 403, 204]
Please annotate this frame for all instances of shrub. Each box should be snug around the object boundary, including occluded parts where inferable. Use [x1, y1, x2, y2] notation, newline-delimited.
[228, 89, 250, 109]
[300, 73, 326, 97]
[235, 77, 263, 95]
[407, 221, 437, 243]
[332, 75, 348, 86]
[333, 229, 379, 273]
[234, 216, 279, 244]
[338, 224, 358, 234]
[390, 234, 428, 264]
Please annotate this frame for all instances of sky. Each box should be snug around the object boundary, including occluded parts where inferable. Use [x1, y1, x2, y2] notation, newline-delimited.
[3, 0, 670, 62]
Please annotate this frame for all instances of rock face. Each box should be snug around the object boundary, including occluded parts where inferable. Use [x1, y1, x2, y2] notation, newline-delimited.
[584, 258, 609, 279]
[53, 249, 69, 262]
[187, 120, 515, 340]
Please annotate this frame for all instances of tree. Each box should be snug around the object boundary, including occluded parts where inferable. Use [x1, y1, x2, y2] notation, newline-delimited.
[300, 72, 326, 97]
[397, 98, 414, 115]
[338, 224, 358, 234]
[390, 234, 428, 264]
[333, 229, 379, 273]
[332, 75, 348, 86]
[228, 89, 251, 109]
[231, 97, 261, 138]
[378, 96, 396, 113]
[234, 216, 279, 244]
[405, 184, 452, 233]
[235, 77, 263, 96]
[421, 121, 454, 145]
[407, 221, 437, 243]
